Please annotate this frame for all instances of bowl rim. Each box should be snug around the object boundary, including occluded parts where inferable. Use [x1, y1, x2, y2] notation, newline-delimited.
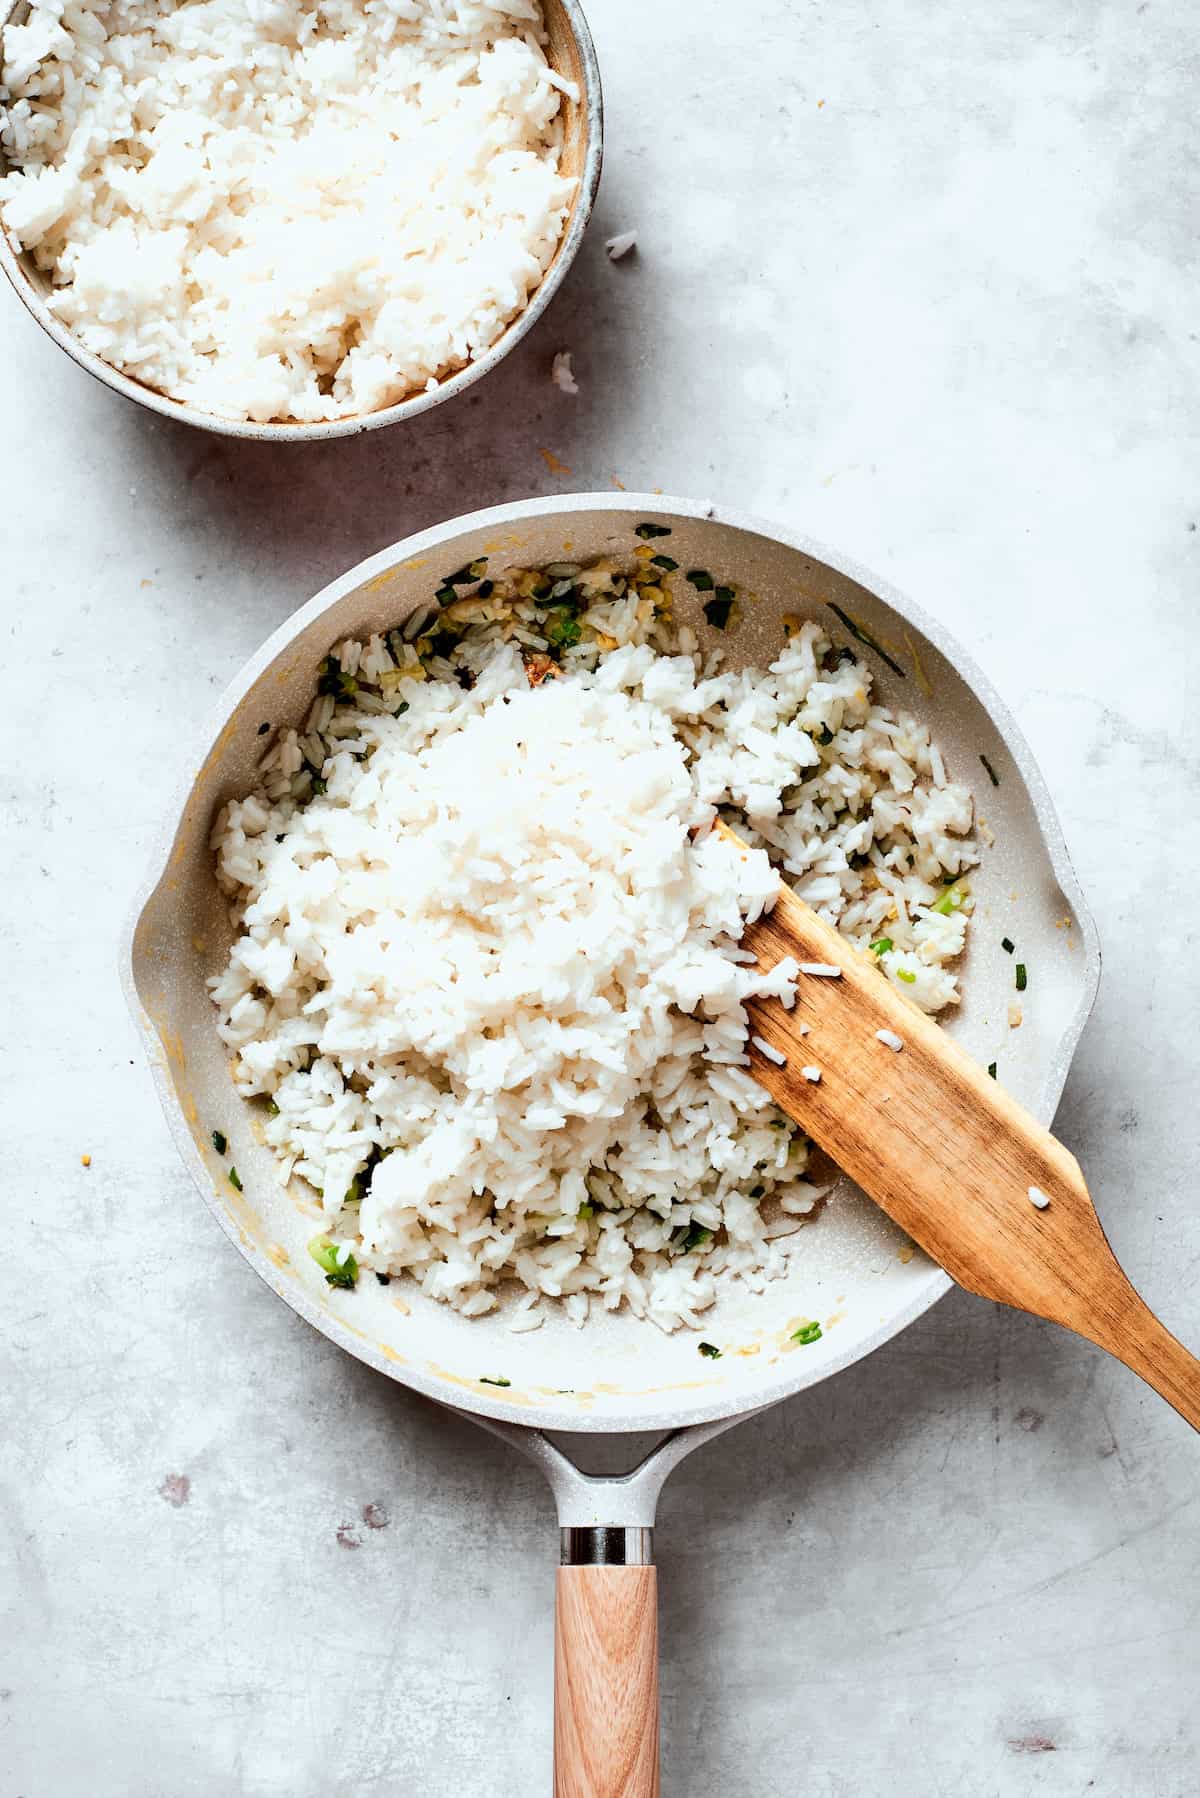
[0, 0, 603, 441]
[121, 491, 1103, 1432]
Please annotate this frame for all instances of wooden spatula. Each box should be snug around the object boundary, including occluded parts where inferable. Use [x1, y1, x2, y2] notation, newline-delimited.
[725, 832, 1200, 1429]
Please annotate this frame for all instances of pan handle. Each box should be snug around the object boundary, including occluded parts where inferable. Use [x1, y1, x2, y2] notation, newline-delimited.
[554, 1529, 659, 1797]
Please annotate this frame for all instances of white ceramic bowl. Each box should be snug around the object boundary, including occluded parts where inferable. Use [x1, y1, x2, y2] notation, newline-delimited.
[124, 494, 1101, 1433]
[0, 0, 602, 440]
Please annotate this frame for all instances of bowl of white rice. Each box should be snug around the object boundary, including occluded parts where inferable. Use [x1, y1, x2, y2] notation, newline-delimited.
[0, 0, 601, 437]
[125, 494, 1099, 1426]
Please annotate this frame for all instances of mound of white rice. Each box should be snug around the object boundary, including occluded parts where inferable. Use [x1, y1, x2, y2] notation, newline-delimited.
[210, 552, 977, 1333]
[0, 0, 575, 422]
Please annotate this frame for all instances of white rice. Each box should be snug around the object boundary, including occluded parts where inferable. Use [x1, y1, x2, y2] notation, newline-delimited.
[1028, 1185, 1050, 1210]
[0, 0, 575, 423]
[751, 1037, 787, 1067]
[208, 550, 976, 1332]
[875, 1028, 904, 1052]
[800, 1067, 822, 1084]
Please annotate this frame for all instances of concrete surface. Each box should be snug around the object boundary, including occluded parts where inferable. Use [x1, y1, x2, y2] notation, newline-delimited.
[3, 1, 1199, 1793]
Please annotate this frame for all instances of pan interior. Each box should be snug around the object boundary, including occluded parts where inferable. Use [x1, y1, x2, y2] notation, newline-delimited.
[129, 502, 1094, 1429]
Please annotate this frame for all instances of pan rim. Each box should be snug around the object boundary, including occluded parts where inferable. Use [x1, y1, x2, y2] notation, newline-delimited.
[121, 491, 1102, 1432]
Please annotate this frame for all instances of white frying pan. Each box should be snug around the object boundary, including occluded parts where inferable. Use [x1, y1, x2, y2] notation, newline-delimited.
[123, 494, 1100, 1794]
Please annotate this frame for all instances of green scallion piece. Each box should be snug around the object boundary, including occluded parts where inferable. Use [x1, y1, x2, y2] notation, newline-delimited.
[816, 724, 834, 747]
[266, 1100, 280, 1118]
[477, 579, 495, 598]
[480, 1375, 511, 1388]
[987, 1062, 998, 1079]
[703, 593, 734, 631]
[826, 603, 906, 677]
[791, 1320, 822, 1346]
[980, 753, 1000, 787]
[1015, 963, 1027, 992]
[896, 968, 917, 985]
[635, 522, 672, 539]
[933, 880, 969, 916]
[435, 586, 457, 606]
[543, 608, 582, 649]
[686, 569, 715, 590]
[257, 722, 270, 737]
[394, 700, 410, 717]
[577, 1203, 594, 1220]
[869, 937, 893, 956]
[675, 1222, 713, 1252]
[310, 776, 327, 797]
[308, 1234, 358, 1290]
[698, 1342, 722, 1360]
[375, 1272, 391, 1286]
[650, 554, 678, 571]
[1001, 936, 1014, 954]
[211, 1130, 227, 1156]
[228, 1167, 243, 1192]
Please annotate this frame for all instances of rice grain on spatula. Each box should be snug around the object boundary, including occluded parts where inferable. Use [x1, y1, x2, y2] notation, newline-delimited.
[800, 1067, 822, 1084]
[1028, 1186, 1051, 1210]
[875, 1029, 904, 1052]
[751, 1036, 787, 1067]
[798, 963, 842, 978]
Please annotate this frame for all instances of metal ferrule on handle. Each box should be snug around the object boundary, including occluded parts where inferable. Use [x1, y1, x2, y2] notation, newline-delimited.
[561, 1527, 654, 1566]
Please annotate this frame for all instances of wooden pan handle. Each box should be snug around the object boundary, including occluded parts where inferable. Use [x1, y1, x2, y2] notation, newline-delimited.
[554, 1566, 660, 1798]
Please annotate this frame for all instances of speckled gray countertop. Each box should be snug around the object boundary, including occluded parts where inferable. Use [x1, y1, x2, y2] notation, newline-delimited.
[3, 1, 1199, 1793]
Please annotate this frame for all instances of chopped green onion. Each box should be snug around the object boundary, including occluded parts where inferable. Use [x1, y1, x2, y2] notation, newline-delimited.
[434, 585, 458, 606]
[1015, 963, 1027, 992]
[698, 1342, 722, 1360]
[266, 1100, 280, 1118]
[816, 723, 834, 746]
[650, 553, 678, 571]
[826, 603, 906, 677]
[375, 1272, 391, 1286]
[869, 937, 893, 957]
[577, 1203, 594, 1220]
[543, 608, 582, 649]
[316, 656, 358, 701]
[476, 579, 495, 598]
[686, 569, 715, 590]
[479, 1375, 511, 1388]
[703, 593, 734, 631]
[211, 1130, 227, 1156]
[791, 1320, 822, 1346]
[750, 1184, 764, 1199]
[987, 1062, 998, 1079]
[531, 578, 554, 600]
[228, 1167, 243, 1192]
[394, 700, 410, 717]
[1001, 936, 1014, 954]
[257, 722, 270, 737]
[933, 880, 969, 916]
[308, 1234, 358, 1290]
[980, 753, 1000, 787]
[896, 968, 917, 985]
[635, 522, 672, 539]
[675, 1222, 713, 1252]
[310, 776, 327, 797]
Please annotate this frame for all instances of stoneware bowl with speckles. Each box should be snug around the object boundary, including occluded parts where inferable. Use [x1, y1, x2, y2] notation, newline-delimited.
[122, 494, 1101, 1435]
[0, 0, 602, 442]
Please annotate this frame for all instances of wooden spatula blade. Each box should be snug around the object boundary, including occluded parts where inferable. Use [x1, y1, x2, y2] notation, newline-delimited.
[730, 842, 1200, 1431]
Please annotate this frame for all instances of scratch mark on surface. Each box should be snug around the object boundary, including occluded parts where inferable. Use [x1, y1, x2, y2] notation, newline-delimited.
[1007, 1734, 1056, 1754]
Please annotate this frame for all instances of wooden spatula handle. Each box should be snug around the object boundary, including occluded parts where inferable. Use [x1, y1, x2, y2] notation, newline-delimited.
[1078, 1283, 1200, 1433]
[554, 1567, 660, 1798]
